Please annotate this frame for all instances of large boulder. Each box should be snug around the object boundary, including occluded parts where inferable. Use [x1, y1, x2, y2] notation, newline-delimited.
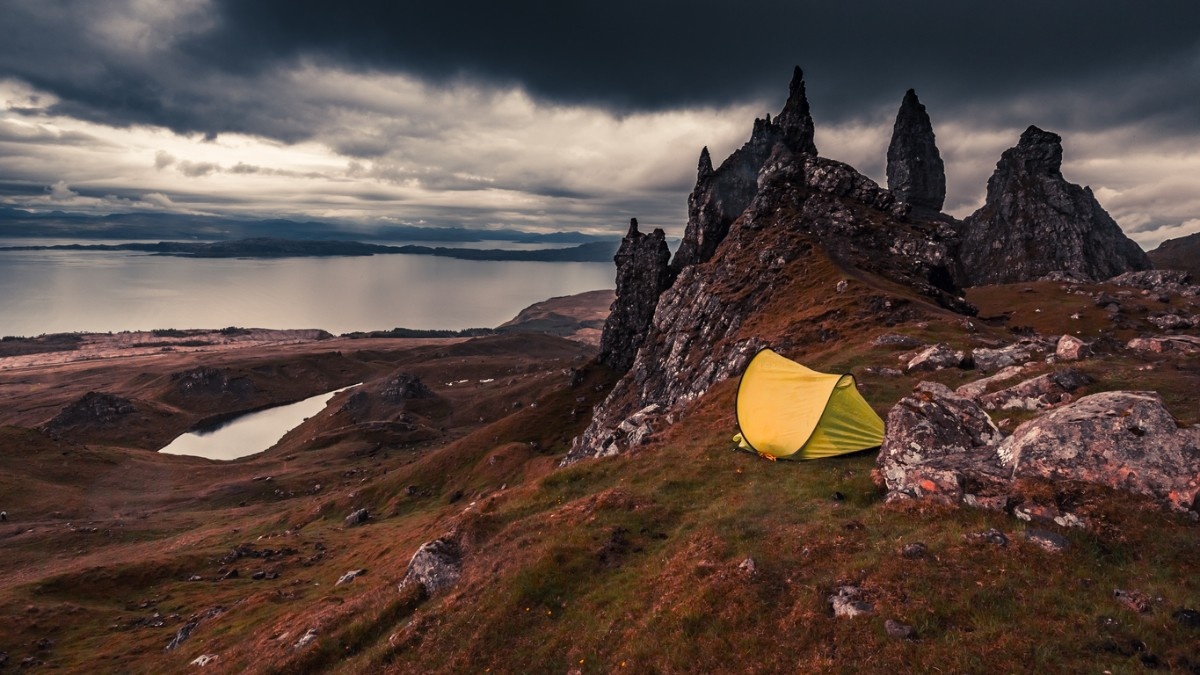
[876, 382, 1006, 504]
[997, 391, 1200, 514]
[398, 537, 463, 596]
[958, 126, 1151, 285]
[977, 368, 1092, 411]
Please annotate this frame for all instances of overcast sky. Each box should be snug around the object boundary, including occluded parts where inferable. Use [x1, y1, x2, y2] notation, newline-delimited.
[1, 0, 1197, 247]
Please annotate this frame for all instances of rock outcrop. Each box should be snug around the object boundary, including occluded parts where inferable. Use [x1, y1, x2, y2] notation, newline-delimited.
[886, 89, 946, 213]
[958, 126, 1151, 285]
[379, 373, 433, 403]
[878, 384, 1200, 515]
[597, 218, 671, 373]
[669, 66, 819, 275]
[44, 392, 136, 430]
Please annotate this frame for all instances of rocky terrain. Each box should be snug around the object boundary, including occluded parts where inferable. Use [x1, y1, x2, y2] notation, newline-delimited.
[1149, 231, 1200, 280]
[0, 67, 1197, 673]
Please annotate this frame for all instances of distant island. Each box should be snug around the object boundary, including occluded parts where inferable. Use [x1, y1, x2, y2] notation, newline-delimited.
[0, 237, 619, 262]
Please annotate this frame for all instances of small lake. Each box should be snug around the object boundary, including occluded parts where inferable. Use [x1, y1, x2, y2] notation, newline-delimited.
[159, 385, 356, 460]
[0, 240, 615, 337]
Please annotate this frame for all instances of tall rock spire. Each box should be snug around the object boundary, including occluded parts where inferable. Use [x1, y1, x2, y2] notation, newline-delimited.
[774, 66, 818, 156]
[958, 126, 1151, 285]
[597, 218, 672, 374]
[886, 88, 946, 212]
[697, 146, 714, 179]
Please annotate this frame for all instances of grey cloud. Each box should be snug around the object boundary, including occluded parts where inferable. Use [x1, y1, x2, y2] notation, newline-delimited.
[177, 160, 219, 177]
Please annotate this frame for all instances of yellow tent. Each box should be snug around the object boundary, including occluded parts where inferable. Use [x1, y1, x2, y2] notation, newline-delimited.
[732, 349, 884, 460]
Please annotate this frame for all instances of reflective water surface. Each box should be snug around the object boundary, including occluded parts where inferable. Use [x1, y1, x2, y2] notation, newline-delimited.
[0, 242, 614, 336]
[159, 385, 357, 460]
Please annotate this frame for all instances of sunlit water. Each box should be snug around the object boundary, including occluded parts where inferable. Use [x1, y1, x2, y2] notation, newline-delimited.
[0, 242, 614, 336]
[159, 385, 357, 460]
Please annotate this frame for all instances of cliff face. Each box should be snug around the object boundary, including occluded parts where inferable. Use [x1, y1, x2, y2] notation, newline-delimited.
[886, 89, 946, 213]
[669, 67, 819, 275]
[597, 219, 672, 373]
[958, 126, 1151, 285]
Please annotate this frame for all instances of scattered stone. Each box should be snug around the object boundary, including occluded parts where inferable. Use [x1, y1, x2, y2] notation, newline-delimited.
[1148, 314, 1193, 330]
[906, 343, 967, 372]
[958, 126, 1151, 285]
[972, 342, 1036, 373]
[1113, 589, 1151, 614]
[887, 88, 946, 212]
[398, 537, 462, 596]
[828, 586, 873, 618]
[738, 557, 757, 576]
[962, 529, 1009, 547]
[293, 628, 319, 650]
[1055, 334, 1089, 361]
[219, 568, 238, 581]
[251, 571, 266, 581]
[336, 569, 367, 586]
[835, 280, 849, 293]
[166, 621, 198, 651]
[191, 654, 219, 667]
[344, 508, 369, 527]
[1172, 608, 1200, 628]
[1024, 528, 1070, 553]
[1126, 335, 1200, 353]
[954, 364, 1028, 400]
[900, 542, 928, 559]
[872, 333, 923, 349]
[884, 619, 917, 640]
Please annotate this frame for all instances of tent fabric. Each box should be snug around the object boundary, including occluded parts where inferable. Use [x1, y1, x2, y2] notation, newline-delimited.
[733, 349, 884, 460]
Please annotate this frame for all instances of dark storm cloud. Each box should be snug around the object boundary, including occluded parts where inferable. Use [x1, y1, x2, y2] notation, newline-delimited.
[1, 0, 1197, 141]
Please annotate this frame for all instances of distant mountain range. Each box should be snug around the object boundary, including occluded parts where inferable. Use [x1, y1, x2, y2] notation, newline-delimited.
[0, 205, 616, 245]
[0, 236, 620, 262]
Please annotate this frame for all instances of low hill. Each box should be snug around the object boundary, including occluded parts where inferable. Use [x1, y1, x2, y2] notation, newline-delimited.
[1148, 231, 1200, 280]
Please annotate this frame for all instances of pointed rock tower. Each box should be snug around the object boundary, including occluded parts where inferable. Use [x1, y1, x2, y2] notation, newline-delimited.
[597, 218, 671, 373]
[886, 89, 946, 212]
[669, 66, 818, 275]
[958, 126, 1150, 285]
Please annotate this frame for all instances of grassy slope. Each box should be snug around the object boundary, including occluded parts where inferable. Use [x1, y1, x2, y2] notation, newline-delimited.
[0, 277, 1198, 672]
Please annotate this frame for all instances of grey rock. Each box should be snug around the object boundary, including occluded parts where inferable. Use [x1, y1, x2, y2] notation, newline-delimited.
[165, 621, 197, 651]
[344, 508, 369, 527]
[884, 619, 917, 640]
[399, 537, 462, 596]
[906, 343, 966, 372]
[597, 218, 672, 374]
[972, 341, 1038, 373]
[828, 585, 873, 618]
[876, 382, 1005, 504]
[1113, 588, 1151, 614]
[336, 569, 366, 586]
[293, 628, 319, 650]
[1148, 314, 1192, 330]
[977, 368, 1092, 411]
[1126, 335, 1200, 354]
[955, 364, 1028, 400]
[1109, 269, 1195, 294]
[190, 654, 219, 667]
[887, 89, 946, 212]
[1024, 528, 1070, 553]
[962, 528, 1009, 547]
[959, 126, 1151, 285]
[900, 542, 928, 559]
[738, 557, 757, 575]
[997, 391, 1200, 514]
[1055, 334, 1089, 361]
[873, 333, 924, 349]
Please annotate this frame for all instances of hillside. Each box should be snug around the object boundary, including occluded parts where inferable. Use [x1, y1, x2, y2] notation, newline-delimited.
[1, 67, 1198, 674]
[1149, 231, 1200, 280]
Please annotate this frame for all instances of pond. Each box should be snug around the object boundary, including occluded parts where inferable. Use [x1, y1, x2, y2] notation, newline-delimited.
[159, 384, 357, 460]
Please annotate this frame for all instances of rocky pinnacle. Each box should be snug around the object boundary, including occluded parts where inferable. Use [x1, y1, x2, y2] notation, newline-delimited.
[958, 126, 1150, 285]
[597, 218, 672, 373]
[886, 89, 945, 212]
[774, 66, 818, 156]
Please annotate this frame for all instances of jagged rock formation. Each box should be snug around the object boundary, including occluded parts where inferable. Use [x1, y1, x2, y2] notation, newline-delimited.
[958, 126, 1151, 285]
[566, 82, 971, 464]
[1148, 231, 1200, 280]
[886, 89, 945, 212]
[597, 218, 671, 373]
[669, 67, 820, 275]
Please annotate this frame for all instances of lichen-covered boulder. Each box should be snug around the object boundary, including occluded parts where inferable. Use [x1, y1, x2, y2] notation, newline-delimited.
[977, 368, 1092, 411]
[398, 537, 463, 596]
[1056, 334, 1089, 361]
[997, 391, 1200, 514]
[876, 382, 1006, 503]
[906, 343, 967, 372]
